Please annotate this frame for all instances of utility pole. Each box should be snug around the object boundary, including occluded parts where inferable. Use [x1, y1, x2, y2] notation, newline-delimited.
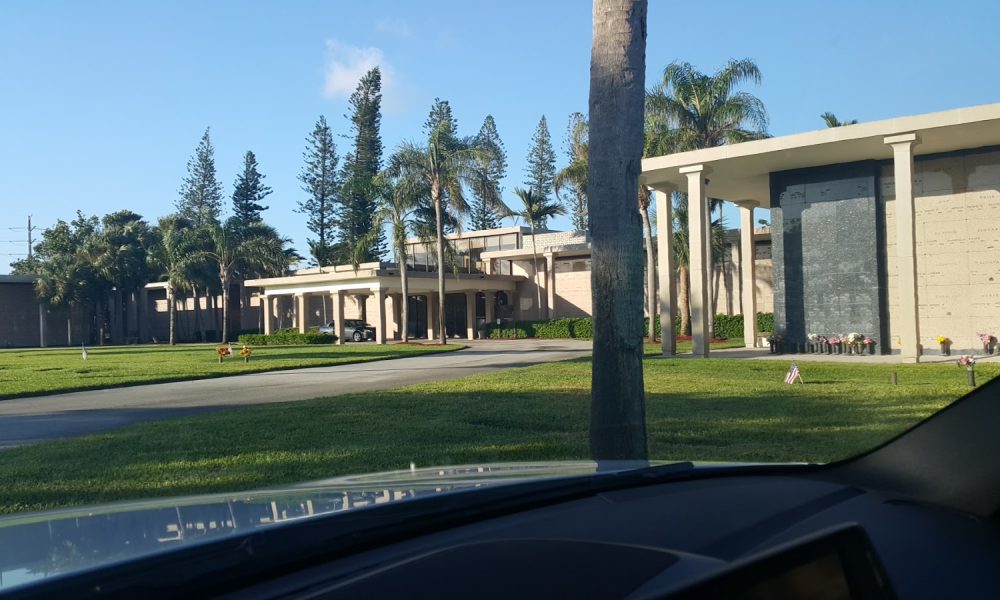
[27, 215, 34, 259]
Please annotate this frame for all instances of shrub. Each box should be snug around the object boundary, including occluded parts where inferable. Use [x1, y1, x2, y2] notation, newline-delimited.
[534, 318, 574, 339]
[237, 331, 336, 345]
[757, 312, 774, 334]
[571, 317, 593, 338]
[713, 314, 743, 339]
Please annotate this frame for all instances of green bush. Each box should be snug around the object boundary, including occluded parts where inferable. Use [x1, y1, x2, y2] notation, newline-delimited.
[756, 312, 774, 334]
[571, 317, 593, 338]
[480, 313, 773, 341]
[237, 331, 336, 345]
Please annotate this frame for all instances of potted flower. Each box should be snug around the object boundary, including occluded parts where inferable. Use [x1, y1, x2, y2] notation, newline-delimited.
[240, 345, 252, 363]
[216, 347, 229, 364]
[977, 333, 995, 354]
[863, 336, 876, 355]
[845, 332, 864, 355]
[937, 336, 952, 356]
[767, 334, 782, 354]
[829, 334, 842, 354]
[806, 333, 819, 353]
[817, 335, 828, 354]
[958, 354, 977, 387]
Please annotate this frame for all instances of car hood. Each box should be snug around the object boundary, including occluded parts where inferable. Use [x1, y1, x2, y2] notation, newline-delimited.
[0, 460, 765, 590]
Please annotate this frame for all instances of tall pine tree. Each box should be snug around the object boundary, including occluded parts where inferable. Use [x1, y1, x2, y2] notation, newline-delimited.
[523, 115, 557, 227]
[338, 67, 385, 262]
[416, 98, 460, 236]
[297, 116, 340, 266]
[177, 128, 224, 228]
[231, 150, 272, 226]
[468, 115, 507, 231]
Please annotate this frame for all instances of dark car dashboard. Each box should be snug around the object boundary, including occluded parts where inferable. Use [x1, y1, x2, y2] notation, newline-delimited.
[215, 473, 999, 599]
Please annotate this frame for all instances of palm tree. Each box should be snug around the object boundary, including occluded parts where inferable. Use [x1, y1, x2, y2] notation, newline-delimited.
[821, 112, 858, 127]
[354, 174, 426, 342]
[554, 113, 589, 231]
[508, 187, 565, 320]
[645, 57, 769, 337]
[385, 122, 493, 344]
[637, 185, 657, 342]
[85, 210, 154, 344]
[149, 215, 196, 345]
[190, 217, 289, 343]
[588, 0, 648, 461]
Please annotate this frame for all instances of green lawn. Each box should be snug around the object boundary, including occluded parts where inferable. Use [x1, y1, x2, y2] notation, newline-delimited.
[0, 350, 991, 515]
[0, 343, 462, 399]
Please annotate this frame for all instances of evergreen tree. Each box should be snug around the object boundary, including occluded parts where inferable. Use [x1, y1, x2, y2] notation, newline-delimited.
[177, 128, 224, 228]
[468, 115, 507, 231]
[338, 67, 385, 262]
[297, 116, 340, 266]
[555, 112, 590, 231]
[423, 97, 458, 142]
[231, 151, 272, 226]
[523, 115, 557, 227]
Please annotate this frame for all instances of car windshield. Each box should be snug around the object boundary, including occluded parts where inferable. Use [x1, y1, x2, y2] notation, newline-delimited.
[0, 0, 998, 589]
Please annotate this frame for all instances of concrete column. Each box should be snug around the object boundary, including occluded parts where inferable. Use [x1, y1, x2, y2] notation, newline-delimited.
[682, 164, 711, 357]
[373, 289, 387, 344]
[263, 295, 273, 335]
[392, 294, 402, 340]
[465, 291, 477, 340]
[886, 132, 921, 361]
[332, 291, 344, 345]
[484, 291, 495, 329]
[426, 292, 438, 340]
[736, 201, 759, 348]
[296, 294, 307, 333]
[544, 253, 556, 319]
[653, 186, 676, 356]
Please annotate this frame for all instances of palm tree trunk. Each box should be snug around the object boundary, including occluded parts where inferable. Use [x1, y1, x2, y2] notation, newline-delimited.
[641, 202, 656, 342]
[433, 185, 447, 345]
[168, 282, 176, 345]
[220, 272, 230, 344]
[530, 223, 543, 321]
[588, 0, 648, 461]
[193, 285, 204, 342]
[678, 265, 691, 336]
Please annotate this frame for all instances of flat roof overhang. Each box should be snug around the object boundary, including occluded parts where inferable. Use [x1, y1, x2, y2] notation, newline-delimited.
[640, 103, 1000, 207]
[245, 266, 523, 297]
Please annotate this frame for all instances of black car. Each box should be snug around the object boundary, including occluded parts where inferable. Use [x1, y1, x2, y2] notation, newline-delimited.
[318, 319, 376, 342]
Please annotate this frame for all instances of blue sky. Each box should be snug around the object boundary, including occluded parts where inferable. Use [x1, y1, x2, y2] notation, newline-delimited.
[2, 0, 999, 272]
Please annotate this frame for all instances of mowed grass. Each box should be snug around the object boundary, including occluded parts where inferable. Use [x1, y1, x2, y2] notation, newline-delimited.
[0, 343, 461, 399]
[0, 349, 992, 515]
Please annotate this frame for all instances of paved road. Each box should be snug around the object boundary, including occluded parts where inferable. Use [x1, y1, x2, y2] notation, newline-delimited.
[0, 339, 592, 448]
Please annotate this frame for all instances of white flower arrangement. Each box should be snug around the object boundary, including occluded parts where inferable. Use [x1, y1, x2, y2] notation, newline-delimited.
[807, 333, 818, 341]
[846, 332, 864, 343]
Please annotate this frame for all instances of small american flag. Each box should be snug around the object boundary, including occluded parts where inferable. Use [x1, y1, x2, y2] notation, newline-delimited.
[784, 362, 802, 384]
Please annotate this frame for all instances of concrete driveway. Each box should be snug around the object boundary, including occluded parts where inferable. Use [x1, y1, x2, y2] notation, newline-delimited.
[0, 339, 592, 448]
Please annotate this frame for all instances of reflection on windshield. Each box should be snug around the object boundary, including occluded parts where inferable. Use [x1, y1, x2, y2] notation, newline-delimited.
[0, 462, 599, 589]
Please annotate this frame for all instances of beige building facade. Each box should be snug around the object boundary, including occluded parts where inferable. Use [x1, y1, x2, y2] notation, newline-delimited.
[642, 102, 1000, 361]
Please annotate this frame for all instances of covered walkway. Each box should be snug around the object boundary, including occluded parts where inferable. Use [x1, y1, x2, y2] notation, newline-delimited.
[246, 263, 523, 344]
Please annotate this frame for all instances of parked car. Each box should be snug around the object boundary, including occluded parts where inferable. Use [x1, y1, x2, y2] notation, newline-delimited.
[318, 319, 376, 342]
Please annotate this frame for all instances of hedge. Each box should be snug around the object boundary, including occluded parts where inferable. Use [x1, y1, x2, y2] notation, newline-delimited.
[483, 313, 775, 340]
[237, 330, 336, 345]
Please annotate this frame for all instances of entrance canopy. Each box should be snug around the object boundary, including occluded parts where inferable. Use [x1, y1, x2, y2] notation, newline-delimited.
[640, 103, 1000, 206]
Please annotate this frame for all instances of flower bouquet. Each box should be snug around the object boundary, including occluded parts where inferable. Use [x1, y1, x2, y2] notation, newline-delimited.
[240, 345, 252, 363]
[937, 336, 952, 356]
[978, 333, 995, 354]
[958, 354, 977, 387]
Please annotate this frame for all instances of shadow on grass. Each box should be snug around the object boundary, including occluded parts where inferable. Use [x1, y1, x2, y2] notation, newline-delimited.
[0, 379, 960, 514]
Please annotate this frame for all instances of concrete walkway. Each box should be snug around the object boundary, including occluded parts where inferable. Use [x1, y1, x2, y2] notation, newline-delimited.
[0, 339, 593, 449]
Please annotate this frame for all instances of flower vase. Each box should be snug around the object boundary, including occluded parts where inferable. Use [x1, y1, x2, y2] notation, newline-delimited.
[826, 343, 833, 355]
[985, 341, 995, 355]
[244, 357, 249, 363]
[218, 356, 223, 364]
[867, 342, 876, 355]
[968, 369, 976, 387]
[941, 343, 951, 356]
[768, 341, 775, 354]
